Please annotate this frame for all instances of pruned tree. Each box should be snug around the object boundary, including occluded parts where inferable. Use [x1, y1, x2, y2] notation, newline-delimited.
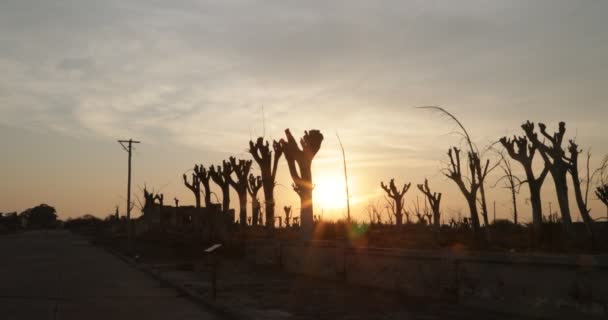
[194, 165, 213, 207]
[412, 196, 431, 225]
[209, 161, 234, 213]
[183, 172, 201, 208]
[227, 157, 252, 227]
[420, 106, 492, 227]
[380, 179, 411, 226]
[521, 121, 589, 240]
[445, 147, 488, 246]
[249, 137, 284, 228]
[284, 206, 292, 227]
[567, 140, 595, 239]
[492, 150, 523, 225]
[279, 129, 324, 237]
[596, 184, 608, 208]
[499, 135, 549, 242]
[417, 179, 442, 228]
[247, 174, 263, 226]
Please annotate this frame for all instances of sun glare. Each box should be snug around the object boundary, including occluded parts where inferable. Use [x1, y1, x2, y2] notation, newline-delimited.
[313, 174, 348, 210]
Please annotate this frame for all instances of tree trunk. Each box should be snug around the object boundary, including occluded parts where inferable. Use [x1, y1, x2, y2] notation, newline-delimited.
[510, 183, 518, 225]
[570, 171, 595, 243]
[252, 199, 260, 226]
[553, 173, 573, 238]
[263, 182, 275, 228]
[194, 193, 201, 209]
[528, 184, 544, 245]
[395, 201, 403, 226]
[221, 185, 230, 213]
[300, 186, 314, 238]
[467, 195, 485, 247]
[238, 191, 247, 226]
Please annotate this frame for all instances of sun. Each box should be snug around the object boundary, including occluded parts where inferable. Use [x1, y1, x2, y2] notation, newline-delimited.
[313, 174, 348, 210]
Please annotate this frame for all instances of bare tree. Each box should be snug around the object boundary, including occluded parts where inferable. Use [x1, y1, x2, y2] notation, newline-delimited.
[247, 174, 263, 226]
[421, 106, 492, 227]
[194, 165, 213, 207]
[417, 179, 442, 228]
[183, 172, 201, 208]
[380, 179, 411, 226]
[445, 147, 489, 246]
[567, 140, 595, 239]
[279, 129, 324, 237]
[209, 161, 234, 213]
[226, 157, 252, 227]
[499, 135, 549, 242]
[249, 137, 284, 228]
[521, 121, 591, 240]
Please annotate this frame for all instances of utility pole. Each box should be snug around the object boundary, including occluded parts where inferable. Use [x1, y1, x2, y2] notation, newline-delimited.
[118, 139, 140, 254]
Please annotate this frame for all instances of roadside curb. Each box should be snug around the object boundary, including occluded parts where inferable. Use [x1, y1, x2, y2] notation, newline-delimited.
[101, 246, 245, 320]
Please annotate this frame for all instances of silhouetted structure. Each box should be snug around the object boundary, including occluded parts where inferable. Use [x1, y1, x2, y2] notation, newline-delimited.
[209, 161, 234, 213]
[500, 135, 549, 243]
[247, 174, 263, 226]
[280, 129, 324, 238]
[227, 157, 252, 227]
[445, 147, 489, 247]
[249, 137, 284, 228]
[380, 179, 411, 226]
[284, 206, 292, 227]
[417, 179, 442, 229]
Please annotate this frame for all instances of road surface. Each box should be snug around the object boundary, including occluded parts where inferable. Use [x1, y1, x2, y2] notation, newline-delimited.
[0, 230, 221, 320]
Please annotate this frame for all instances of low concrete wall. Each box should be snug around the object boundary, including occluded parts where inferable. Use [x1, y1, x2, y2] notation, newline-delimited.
[246, 240, 608, 318]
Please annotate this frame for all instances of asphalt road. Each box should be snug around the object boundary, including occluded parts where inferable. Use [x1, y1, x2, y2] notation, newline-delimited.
[0, 230, 221, 320]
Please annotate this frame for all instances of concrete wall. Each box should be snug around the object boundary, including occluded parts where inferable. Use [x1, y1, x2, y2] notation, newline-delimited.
[246, 240, 608, 318]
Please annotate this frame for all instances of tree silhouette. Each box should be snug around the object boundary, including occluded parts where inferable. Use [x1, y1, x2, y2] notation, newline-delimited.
[380, 179, 411, 226]
[279, 129, 324, 237]
[445, 147, 488, 246]
[183, 172, 201, 208]
[499, 135, 549, 243]
[567, 140, 595, 240]
[249, 137, 284, 228]
[227, 157, 252, 226]
[596, 184, 608, 208]
[247, 174, 263, 226]
[21, 204, 57, 228]
[521, 121, 573, 234]
[194, 164, 213, 207]
[417, 179, 442, 228]
[209, 161, 234, 213]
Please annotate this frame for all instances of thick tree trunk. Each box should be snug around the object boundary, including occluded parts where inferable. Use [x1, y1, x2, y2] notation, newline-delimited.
[194, 193, 201, 209]
[221, 185, 230, 213]
[570, 172, 595, 243]
[263, 182, 275, 228]
[528, 184, 544, 245]
[553, 173, 573, 238]
[252, 199, 260, 226]
[300, 186, 314, 238]
[467, 195, 485, 247]
[395, 201, 403, 226]
[238, 191, 247, 226]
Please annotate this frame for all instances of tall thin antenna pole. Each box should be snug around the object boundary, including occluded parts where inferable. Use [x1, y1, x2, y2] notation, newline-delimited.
[118, 138, 140, 254]
[336, 133, 351, 222]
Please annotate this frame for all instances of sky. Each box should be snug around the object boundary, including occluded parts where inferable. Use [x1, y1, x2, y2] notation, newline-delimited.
[1, 1, 607, 223]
